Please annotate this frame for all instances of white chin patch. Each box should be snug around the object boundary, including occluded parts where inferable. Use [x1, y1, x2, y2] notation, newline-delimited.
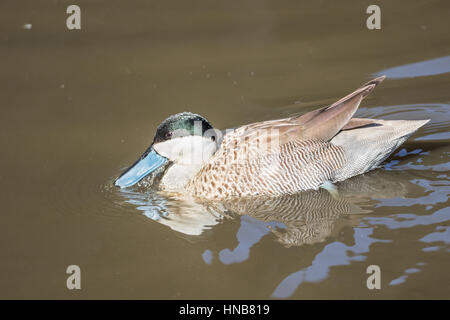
[153, 136, 216, 165]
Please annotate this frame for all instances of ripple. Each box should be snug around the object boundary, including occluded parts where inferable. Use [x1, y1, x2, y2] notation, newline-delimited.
[364, 207, 450, 229]
[272, 227, 390, 298]
[46, 166, 132, 219]
[357, 103, 450, 125]
[389, 264, 426, 286]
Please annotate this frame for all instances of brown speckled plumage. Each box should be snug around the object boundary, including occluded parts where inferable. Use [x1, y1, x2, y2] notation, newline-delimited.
[188, 138, 346, 199]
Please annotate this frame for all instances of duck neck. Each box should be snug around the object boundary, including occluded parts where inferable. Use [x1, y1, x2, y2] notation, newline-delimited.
[159, 162, 203, 191]
[153, 135, 218, 192]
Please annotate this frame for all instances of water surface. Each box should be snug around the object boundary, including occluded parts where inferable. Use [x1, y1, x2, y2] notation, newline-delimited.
[0, 0, 449, 299]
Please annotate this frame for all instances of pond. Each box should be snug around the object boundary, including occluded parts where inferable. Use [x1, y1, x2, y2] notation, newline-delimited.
[0, 0, 448, 299]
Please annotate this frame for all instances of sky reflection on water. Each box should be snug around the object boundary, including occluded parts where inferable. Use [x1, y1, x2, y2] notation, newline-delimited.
[376, 56, 450, 79]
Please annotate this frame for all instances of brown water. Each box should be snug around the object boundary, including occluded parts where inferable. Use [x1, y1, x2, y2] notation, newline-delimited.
[1, 0, 449, 299]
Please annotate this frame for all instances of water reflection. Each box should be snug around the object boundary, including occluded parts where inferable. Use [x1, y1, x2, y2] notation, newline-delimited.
[272, 168, 449, 297]
[376, 55, 450, 79]
[420, 225, 450, 254]
[272, 227, 390, 298]
[389, 262, 426, 286]
[118, 189, 223, 236]
[117, 171, 413, 247]
[218, 215, 285, 265]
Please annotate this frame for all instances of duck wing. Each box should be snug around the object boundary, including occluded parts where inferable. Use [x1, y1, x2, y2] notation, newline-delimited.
[218, 75, 386, 156]
[188, 77, 392, 199]
[288, 75, 385, 141]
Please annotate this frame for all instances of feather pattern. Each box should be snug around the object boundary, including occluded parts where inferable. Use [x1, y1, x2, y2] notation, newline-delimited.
[185, 76, 428, 200]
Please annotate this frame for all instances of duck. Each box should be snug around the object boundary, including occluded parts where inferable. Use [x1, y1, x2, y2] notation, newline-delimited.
[114, 76, 429, 200]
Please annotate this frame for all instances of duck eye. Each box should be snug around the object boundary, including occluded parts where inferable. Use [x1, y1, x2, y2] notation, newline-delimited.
[165, 132, 172, 139]
[211, 136, 216, 142]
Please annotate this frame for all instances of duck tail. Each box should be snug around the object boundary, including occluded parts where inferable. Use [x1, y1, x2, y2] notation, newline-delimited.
[331, 118, 429, 180]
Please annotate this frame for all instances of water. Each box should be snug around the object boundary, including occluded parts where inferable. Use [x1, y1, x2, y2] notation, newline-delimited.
[0, 0, 449, 299]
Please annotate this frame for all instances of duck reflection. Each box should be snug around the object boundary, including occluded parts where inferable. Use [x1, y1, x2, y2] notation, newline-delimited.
[117, 170, 412, 247]
[118, 188, 223, 236]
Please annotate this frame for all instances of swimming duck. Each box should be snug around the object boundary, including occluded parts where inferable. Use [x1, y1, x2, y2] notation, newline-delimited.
[115, 76, 429, 200]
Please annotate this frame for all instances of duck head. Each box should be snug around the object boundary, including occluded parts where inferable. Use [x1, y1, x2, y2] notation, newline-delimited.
[115, 112, 219, 189]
